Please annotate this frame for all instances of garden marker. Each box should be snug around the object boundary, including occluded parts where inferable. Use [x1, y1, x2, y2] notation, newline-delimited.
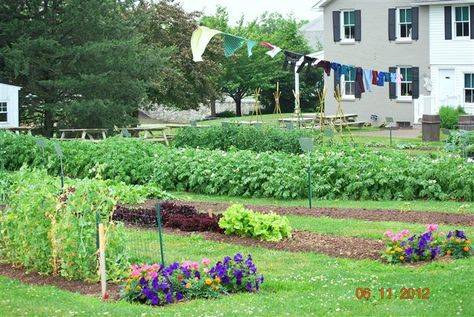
[299, 138, 315, 208]
[54, 143, 65, 193]
[35, 137, 46, 165]
[156, 203, 165, 268]
[386, 117, 394, 147]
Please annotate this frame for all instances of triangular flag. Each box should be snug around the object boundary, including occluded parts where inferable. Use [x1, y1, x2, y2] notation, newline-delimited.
[246, 40, 258, 57]
[259, 42, 282, 58]
[191, 26, 222, 62]
[223, 34, 246, 57]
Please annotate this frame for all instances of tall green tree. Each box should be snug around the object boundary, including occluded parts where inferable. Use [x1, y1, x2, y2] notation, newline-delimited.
[0, 0, 169, 135]
[134, 0, 223, 110]
[202, 10, 323, 116]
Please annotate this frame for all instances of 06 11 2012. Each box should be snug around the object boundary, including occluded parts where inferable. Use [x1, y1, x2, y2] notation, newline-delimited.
[355, 288, 430, 300]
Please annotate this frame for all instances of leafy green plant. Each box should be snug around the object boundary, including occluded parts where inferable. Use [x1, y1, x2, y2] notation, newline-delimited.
[439, 105, 466, 129]
[218, 204, 292, 241]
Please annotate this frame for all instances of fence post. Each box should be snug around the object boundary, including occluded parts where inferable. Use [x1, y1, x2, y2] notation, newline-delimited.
[98, 223, 108, 300]
[156, 202, 165, 268]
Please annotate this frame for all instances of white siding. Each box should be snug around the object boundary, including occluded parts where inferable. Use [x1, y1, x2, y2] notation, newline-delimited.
[0, 84, 21, 128]
[430, 5, 474, 65]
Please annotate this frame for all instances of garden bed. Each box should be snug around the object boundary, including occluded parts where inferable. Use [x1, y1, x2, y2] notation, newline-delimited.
[0, 263, 120, 299]
[136, 200, 474, 226]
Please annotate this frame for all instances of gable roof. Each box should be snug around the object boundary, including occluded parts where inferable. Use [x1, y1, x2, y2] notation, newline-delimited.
[413, 0, 474, 4]
[313, 0, 334, 9]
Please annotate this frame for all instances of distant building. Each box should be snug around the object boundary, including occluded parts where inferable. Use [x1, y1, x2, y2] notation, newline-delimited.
[299, 14, 324, 49]
[0, 83, 21, 128]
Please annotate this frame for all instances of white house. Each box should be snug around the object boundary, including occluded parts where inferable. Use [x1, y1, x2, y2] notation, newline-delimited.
[414, 0, 474, 115]
[0, 83, 21, 128]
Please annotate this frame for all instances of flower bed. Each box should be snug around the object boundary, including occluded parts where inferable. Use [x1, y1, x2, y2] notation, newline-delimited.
[121, 254, 264, 306]
[382, 224, 472, 264]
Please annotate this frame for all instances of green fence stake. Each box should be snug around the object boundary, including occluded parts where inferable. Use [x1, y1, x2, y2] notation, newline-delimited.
[155, 203, 165, 268]
[308, 154, 312, 209]
[299, 138, 314, 209]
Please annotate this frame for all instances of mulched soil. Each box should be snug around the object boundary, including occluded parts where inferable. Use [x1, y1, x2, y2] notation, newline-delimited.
[164, 228, 383, 260]
[138, 200, 474, 227]
[0, 263, 121, 300]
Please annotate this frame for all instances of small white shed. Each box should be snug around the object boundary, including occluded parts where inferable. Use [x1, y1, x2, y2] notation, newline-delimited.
[0, 83, 21, 128]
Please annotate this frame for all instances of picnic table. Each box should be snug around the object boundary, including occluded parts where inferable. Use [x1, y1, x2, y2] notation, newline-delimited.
[122, 127, 170, 145]
[223, 121, 263, 126]
[5, 127, 32, 135]
[59, 128, 107, 141]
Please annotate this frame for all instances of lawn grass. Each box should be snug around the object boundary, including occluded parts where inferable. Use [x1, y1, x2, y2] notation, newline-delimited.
[1, 231, 473, 316]
[171, 191, 474, 214]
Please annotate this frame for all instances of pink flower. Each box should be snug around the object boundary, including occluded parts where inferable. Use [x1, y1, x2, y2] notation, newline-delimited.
[181, 261, 200, 270]
[400, 230, 410, 236]
[384, 231, 394, 238]
[203, 268, 209, 273]
[392, 234, 402, 242]
[202, 258, 210, 266]
[426, 224, 439, 232]
[148, 271, 158, 279]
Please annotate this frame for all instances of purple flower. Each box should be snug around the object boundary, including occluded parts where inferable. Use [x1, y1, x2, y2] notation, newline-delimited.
[246, 281, 252, 291]
[447, 231, 453, 239]
[180, 267, 191, 279]
[455, 230, 466, 239]
[234, 253, 243, 262]
[221, 275, 230, 284]
[165, 292, 173, 303]
[176, 292, 183, 301]
[194, 270, 201, 279]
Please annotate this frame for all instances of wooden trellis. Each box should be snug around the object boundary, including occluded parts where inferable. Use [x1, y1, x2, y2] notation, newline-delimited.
[273, 82, 282, 119]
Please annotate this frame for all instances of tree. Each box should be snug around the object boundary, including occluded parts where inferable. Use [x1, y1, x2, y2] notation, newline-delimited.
[134, 0, 223, 110]
[0, 0, 169, 135]
[201, 10, 323, 116]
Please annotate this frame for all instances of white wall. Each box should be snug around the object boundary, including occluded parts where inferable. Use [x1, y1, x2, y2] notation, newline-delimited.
[0, 84, 21, 128]
[429, 5, 474, 114]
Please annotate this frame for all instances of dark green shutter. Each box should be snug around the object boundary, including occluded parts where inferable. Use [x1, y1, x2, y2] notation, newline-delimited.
[389, 67, 397, 100]
[412, 7, 419, 40]
[412, 67, 420, 99]
[388, 9, 396, 41]
[470, 6, 474, 39]
[445, 6, 452, 40]
[333, 11, 341, 42]
[354, 10, 362, 42]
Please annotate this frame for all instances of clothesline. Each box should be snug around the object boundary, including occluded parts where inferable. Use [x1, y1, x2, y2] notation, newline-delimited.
[190, 26, 403, 97]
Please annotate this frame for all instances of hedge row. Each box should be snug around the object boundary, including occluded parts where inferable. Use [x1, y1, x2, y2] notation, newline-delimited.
[1, 131, 473, 201]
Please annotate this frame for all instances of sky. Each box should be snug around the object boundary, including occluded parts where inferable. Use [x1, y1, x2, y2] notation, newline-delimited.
[178, 0, 320, 25]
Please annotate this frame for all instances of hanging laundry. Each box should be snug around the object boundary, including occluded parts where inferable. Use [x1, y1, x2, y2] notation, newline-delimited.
[331, 62, 342, 78]
[223, 34, 246, 57]
[355, 67, 365, 97]
[363, 69, 373, 92]
[246, 40, 258, 57]
[296, 55, 317, 73]
[259, 42, 282, 58]
[191, 26, 222, 62]
[341, 64, 354, 77]
[315, 60, 331, 76]
[283, 51, 303, 71]
[390, 73, 397, 83]
[372, 70, 379, 85]
[396, 73, 403, 84]
[377, 72, 386, 86]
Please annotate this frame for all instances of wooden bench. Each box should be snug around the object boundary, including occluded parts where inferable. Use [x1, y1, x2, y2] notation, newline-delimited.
[334, 121, 366, 128]
[59, 128, 107, 141]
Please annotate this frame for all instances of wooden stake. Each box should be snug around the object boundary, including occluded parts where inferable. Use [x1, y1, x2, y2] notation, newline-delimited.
[98, 223, 107, 300]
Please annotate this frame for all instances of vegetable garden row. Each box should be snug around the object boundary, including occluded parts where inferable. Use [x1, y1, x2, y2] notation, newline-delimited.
[1, 131, 473, 201]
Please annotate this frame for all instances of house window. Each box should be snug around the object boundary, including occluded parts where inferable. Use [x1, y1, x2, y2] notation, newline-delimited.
[398, 8, 412, 39]
[342, 69, 355, 97]
[455, 6, 470, 37]
[341, 10, 355, 40]
[466, 74, 474, 103]
[0, 102, 7, 122]
[398, 67, 413, 98]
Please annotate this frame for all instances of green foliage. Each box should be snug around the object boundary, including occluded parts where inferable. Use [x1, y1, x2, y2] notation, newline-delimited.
[218, 204, 292, 241]
[445, 130, 474, 157]
[2, 131, 474, 201]
[172, 125, 319, 154]
[438, 106, 467, 129]
[0, 169, 132, 281]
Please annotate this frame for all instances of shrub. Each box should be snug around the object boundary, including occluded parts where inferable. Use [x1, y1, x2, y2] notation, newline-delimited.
[172, 125, 319, 154]
[218, 204, 292, 241]
[445, 130, 474, 157]
[121, 254, 264, 306]
[382, 225, 471, 264]
[439, 105, 466, 129]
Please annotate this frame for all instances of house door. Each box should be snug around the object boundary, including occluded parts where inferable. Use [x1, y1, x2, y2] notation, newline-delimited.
[438, 69, 457, 107]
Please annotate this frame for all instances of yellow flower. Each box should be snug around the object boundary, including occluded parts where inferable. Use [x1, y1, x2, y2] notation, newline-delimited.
[214, 277, 221, 284]
[136, 285, 142, 290]
[205, 279, 212, 285]
[463, 246, 470, 252]
[125, 286, 131, 291]
[385, 248, 391, 254]
[185, 283, 192, 288]
[399, 256, 405, 261]
[443, 241, 446, 245]
[456, 238, 461, 243]
[211, 284, 218, 290]
[447, 250, 452, 256]
[396, 248, 403, 253]
[467, 240, 471, 245]
[126, 278, 132, 283]
[390, 251, 395, 255]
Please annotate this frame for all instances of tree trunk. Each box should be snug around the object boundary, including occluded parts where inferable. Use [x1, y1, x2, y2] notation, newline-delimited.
[210, 99, 216, 117]
[43, 108, 54, 137]
[235, 98, 242, 117]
